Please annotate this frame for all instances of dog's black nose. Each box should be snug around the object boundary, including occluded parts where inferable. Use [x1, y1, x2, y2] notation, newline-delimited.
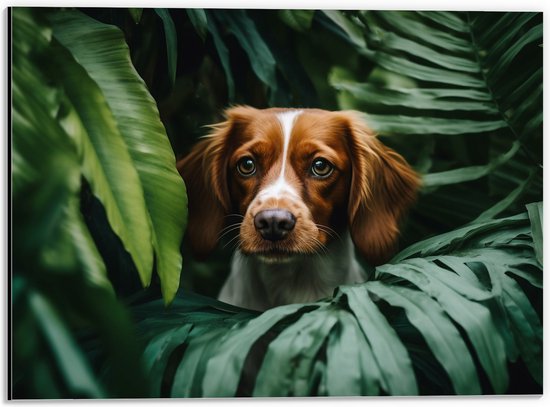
[254, 209, 296, 241]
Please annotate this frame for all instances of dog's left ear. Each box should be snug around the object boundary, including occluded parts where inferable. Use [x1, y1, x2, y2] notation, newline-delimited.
[337, 111, 421, 265]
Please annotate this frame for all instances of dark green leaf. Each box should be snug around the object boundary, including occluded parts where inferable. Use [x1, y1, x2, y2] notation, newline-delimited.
[202, 303, 314, 397]
[378, 260, 508, 393]
[526, 202, 543, 265]
[154, 9, 178, 85]
[253, 308, 338, 396]
[128, 8, 143, 24]
[339, 286, 418, 395]
[214, 11, 277, 93]
[29, 291, 105, 397]
[206, 15, 235, 100]
[186, 9, 208, 40]
[326, 310, 382, 396]
[366, 282, 480, 394]
[278, 10, 314, 32]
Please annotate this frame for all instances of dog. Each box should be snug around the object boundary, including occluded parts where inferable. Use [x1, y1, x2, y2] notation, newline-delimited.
[177, 106, 420, 311]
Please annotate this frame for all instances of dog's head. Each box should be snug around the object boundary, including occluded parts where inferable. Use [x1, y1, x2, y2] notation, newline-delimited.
[178, 106, 420, 265]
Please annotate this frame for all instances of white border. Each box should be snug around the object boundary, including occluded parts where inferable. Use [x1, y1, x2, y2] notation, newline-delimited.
[2, 1, 547, 406]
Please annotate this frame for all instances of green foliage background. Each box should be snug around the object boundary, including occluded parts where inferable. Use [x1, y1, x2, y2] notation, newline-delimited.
[11, 7, 542, 398]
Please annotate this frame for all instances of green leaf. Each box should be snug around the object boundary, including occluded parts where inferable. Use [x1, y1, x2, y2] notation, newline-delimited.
[417, 11, 469, 33]
[51, 10, 187, 303]
[423, 141, 521, 187]
[489, 24, 542, 83]
[392, 212, 527, 261]
[144, 324, 193, 397]
[330, 74, 498, 113]
[370, 52, 486, 87]
[366, 282, 480, 394]
[526, 202, 543, 265]
[374, 32, 480, 73]
[154, 9, 178, 85]
[339, 286, 418, 395]
[128, 8, 143, 24]
[206, 14, 235, 100]
[44, 39, 154, 288]
[170, 327, 228, 397]
[202, 303, 315, 397]
[473, 169, 538, 223]
[378, 259, 508, 393]
[325, 310, 382, 396]
[29, 291, 105, 397]
[253, 307, 338, 396]
[278, 10, 315, 32]
[373, 11, 474, 53]
[186, 9, 208, 40]
[363, 114, 506, 136]
[213, 11, 277, 93]
[322, 11, 366, 50]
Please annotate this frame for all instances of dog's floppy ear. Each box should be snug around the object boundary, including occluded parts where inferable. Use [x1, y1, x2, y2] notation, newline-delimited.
[177, 106, 257, 258]
[338, 111, 420, 265]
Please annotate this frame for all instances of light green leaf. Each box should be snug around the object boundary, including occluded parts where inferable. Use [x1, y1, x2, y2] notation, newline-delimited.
[51, 10, 187, 303]
[45, 38, 154, 288]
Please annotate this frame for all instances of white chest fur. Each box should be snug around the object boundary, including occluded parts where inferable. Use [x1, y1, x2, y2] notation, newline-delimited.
[218, 232, 366, 311]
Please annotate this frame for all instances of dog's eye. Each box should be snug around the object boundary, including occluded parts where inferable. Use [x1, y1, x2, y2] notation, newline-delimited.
[236, 157, 256, 177]
[311, 158, 334, 178]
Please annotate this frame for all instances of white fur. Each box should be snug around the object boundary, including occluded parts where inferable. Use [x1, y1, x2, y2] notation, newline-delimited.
[218, 233, 366, 311]
[256, 111, 302, 201]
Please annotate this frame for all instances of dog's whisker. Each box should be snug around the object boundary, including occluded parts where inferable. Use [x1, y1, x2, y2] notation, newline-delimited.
[224, 213, 245, 220]
[315, 224, 344, 244]
[223, 233, 242, 250]
[218, 224, 241, 239]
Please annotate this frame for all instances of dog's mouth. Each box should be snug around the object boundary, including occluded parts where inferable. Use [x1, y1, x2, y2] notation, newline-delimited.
[254, 249, 299, 264]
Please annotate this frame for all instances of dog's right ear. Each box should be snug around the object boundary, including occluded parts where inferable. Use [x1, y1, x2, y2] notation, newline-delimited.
[177, 106, 256, 258]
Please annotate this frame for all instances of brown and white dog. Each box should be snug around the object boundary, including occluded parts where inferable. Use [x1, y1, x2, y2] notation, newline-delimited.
[177, 106, 420, 311]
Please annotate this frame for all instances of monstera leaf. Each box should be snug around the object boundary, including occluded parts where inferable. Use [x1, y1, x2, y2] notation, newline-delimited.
[134, 203, 542, 396]
[328, 11, 542, 235]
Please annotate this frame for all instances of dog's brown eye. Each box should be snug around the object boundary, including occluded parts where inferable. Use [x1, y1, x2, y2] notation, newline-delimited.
[237, 157, 256, 177]
[311, 158, 334, 178]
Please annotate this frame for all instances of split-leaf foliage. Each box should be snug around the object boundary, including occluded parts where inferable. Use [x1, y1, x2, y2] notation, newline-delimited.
[12, 8, 541, 398]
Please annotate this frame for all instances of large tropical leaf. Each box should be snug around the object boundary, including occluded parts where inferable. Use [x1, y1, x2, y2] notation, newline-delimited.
[328, 11, 542, 237]
[12, 7, 187, 398]
[135, 204, 542, 396]
[50, 10, 187, 303]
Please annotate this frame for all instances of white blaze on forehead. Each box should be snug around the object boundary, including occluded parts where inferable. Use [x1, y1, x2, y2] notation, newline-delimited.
[257, 110, 302, 200]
